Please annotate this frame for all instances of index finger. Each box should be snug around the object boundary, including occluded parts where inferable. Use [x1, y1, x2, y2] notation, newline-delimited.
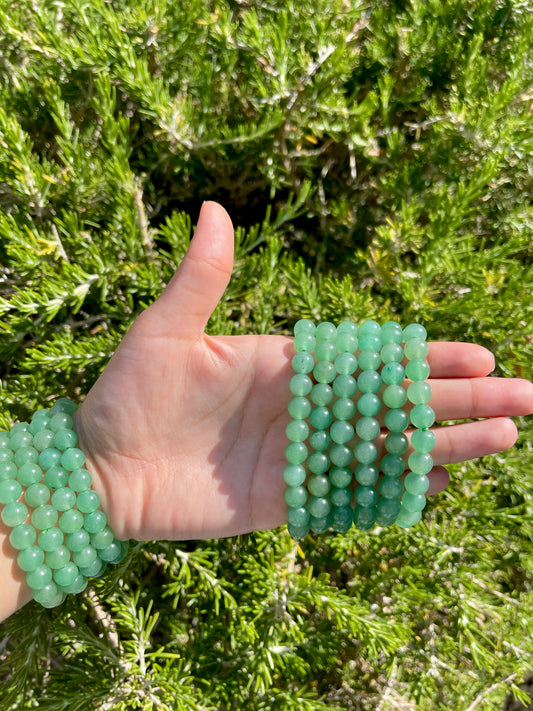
[427, 342, 495, 379]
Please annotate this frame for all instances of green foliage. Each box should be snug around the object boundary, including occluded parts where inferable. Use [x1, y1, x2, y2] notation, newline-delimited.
[0, 0, 532, 708]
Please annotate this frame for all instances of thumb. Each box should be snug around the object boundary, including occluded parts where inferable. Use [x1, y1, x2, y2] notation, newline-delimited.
[152, 201, 234, 338]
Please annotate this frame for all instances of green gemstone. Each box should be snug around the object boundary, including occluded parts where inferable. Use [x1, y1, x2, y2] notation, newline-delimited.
[330, 420, 354, 444]
[291, 352, 314, 374]
[11, 422, 29, 434]
[308, 475, 330, 497]
[404, 473, 430, 495]
[26, 564, 53, 590]
[288, 397, 311, 420]
[401, 492, 427, 512]
[17, 545, 45, 572]
[359, 320, 381, 336]
[337, 321, 358, 336]
[407, 381, 432, 405]
[411, 428, 436, 453]
[49, 413, 73, 432]
[44, 466, 69, 490]
[313, 362, 336, 383]
[59, 509, 84, 533]
[404, 339, 429, 360]
[379, 476, 403, 499]
[329, 487, 351, 508]
[316, 322, 336, 341]
[39, 447, 62, 470]
[0, 449, 14, 463]
[10, 430, 33, 450]
[52, 429, 78, 452]
[14, 446, 39, 467]
[46, 546, 71, 569]
[287, 522, 310, 539]
[380, 343, 403, 363]
[381, 362, 405, 385]
[0, 462, 17, 481]
[380, 322, 402, 343]
[410, 405, 435, 429]
[0, 479, 22, 504]
[289, 374, 313, 397]
[402, 323, 427, 342]
[376, 497, 401, 521]
[331, 506, 353, 532]
[307, 452, 329, 475]
[91, 528, 114, 550]
[353, 505, 376, 530]
[32, 505, 59, 530]
[294, 333, 316, 353]
[50, 398, 78, 416]
[25, 483, 50, 507]
[395, 507, 422, 528]
[31, 409, 50, 421]
[336, 333, 358, 353]
[60, 574, 88, 594]
[287, 506, 310, 528]
[359, 334, 381, 351]
[329, 445, 352, 467]
[354, 440, 377, 464]
[309, 407, 332, 430]
[357, 370, 381, 393]
[384, 409, 409, 432]
[98, 542, 122, 563]
[0, 431, 10, 447]
[354, 464, 379, 486]
[307, 496, 331, 518]
[61, 448, 86, 472]
[314, 341, 336, 362]
[332, 374, 357, 398]
[83, 511, 107, 534]
[32, 430, 55, 452]
[18, 462, 43, 486]
[294, 319, 316, 336]
[334, 353, 357, 375]
[405, 359, 430, 381]
[309, 516, 330, 534]
[284, 486, 307, 507]
[357, 350, 380, 370]
[68, 468, 92, 492]
[354, 485, 378, 507]
[380, 454, 406, 477]
[32, 581, 61, 605]
[1, 501, 28, 527]
[53, 562, 79, 587]
[38, 527, 64, 551]
[355, 416, 380, 441]
[29, 417, 50, 435]
[66, 529, 90, 551]
[285, 442, 308, 465]
[283, 464, 306, 487]
[80, 557, 106, 577]
[356, 393, 381, 417]
[383, 385, 407, 409]
[51, 486, 77, 511]
[310, 383, 333, 406]
[308, 429, 332, 451]
[73, 545, 97, 568]
[330, 467, 352, 488]
[408, 451, 433, 475]
[384, 432, 409, 455]
[285, 419, 309, 442]
[9, 523, 37, 550]
[332, 398, 356, 420]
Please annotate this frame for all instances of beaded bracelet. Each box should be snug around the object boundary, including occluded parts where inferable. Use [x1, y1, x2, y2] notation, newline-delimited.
[285, 319, 435, 538]
[0, 398, 127, 608]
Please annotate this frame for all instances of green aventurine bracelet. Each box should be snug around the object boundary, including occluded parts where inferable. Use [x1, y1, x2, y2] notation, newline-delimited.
[285, 319, 435, 539]
[0, 398, 127, 608]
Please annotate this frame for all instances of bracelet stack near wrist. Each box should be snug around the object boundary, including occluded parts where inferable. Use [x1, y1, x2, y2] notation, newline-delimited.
[0, 398, 127, 608]
[285, 319, 436, 538]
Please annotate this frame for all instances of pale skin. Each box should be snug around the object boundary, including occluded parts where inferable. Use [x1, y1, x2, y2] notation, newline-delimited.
[1, 201, 533, 622]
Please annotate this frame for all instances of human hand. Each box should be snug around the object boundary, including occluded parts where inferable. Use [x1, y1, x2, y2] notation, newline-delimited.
[73, 202, 533, 541]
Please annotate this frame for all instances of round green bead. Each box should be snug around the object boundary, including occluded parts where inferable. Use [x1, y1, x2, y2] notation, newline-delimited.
[289, 374, 313, 397]
[38, 527, 64, 551]
[31, 505, 59, 530]
[330, 467, 352, 489]
[336, 333, 358, 353]
[408, 451, 433, 475]
[110, 540, 127, 565]
[357, 370, 381, 394]
[357, 350, 380, 370]
[49, 412, 73, 432]
[54, 563, 79, 587]
[404, 339, 429, 360]
[402, 323, 427, 342]
[359, 335, 381, 352]
[83, 511, 107, 534]
[329, 444, 352, 467]
[355, 416, 380, 441]
[11, 422, 29, 434]
[98, 542, 122, 563]
[17, 545, 44, 572]
[332, 374, 357, 398]
[50, 398, 79, 415]
[316, 322, 336, 341]
[395, 508, 422, 528]
[51, 486, 76, 511]
[411, 428, 436, 453]
[330, 420, 354, 444]
[314, 341, 336, 362]
[380, 343, 403, 363]
[329, 487, 351, 508]
[61, 448, 86, 471]
[410, 405, 435, 429]
[285, 419, 309, 443]
[354, 464, 379, 486]
[91, 528, 114, 550]
[308, 475, 330, 497]
[380, 322, 402, 343]
[46, 546, 71, 569]
[331, 505, 353, 532]
[66, 529, 90, 551]
[405, 359, 430, 381]
[283, 464, 306, 487]
[82, 556, 107, 576]
[307, 496, 331, 519]
[294, 332, 316, 353]
[356, 393, 381, 417]
[2, 501, 28, 527]
[10, 430, 33, 450]
[308, 429, 332, 451]
[28, 417, 50, 435]
[0, 431, 10, 447]
[383, 385, 407, 409]
[287, 506, 310, 528]
[60, 574, 88, 594]
[14, 446, 39, 467]
[27, 564, 53, 590]
[18, 462, 43, 486]
[25, 483, 50, 507]
[407, 381, 432, 405]
[288, 397, 311, 420]
[0, 462, 17, 481]
[404, 473, 430, 495]
[309, 407, 332, 430]
[337, 321, 358, 336]
[73, 545, 97, 568]
[285, 442, 308, 465]
[401, 492, 427, 512]
[52, 429, 78, 451]
[354, 440, 377, 464]
[313, 361, 336, 383]
[332, 398, 356, 420]
[354, 485, 378, 507]
[379, 476, 403, 499]
[334, 353, 357, 375]
[353, 505, 376, 530]
[359, 320, 381, 336]
[69, 468, 92, 492]
[310, 383, 333, 406]
[384, 409, 409, 432]
[380, 454, 406, 477]
[0, 479, 22, 504]
[59, 509, 84, 533]
[376, 497, 401, 522]
[291, 352, 314, 374]
[288, 523, 310, 539]
[39, 447, 62, 471]
[10, 524, 37, 550]
[384, 432, 409, 455]
[32, 581, 61, 604]
[307, 452, 329, 475]
[32, 430, 55, 452]
[284, 486, 307, 507]
[381, 362, 405, 385]
[0, 449, 14, 463]
[309, 516, 330, 534]
[31, 408, 50, 420]
[294, 319, 316, 336]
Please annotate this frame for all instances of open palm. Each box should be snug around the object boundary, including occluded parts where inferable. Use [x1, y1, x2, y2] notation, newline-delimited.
[73, 202, 533, 541]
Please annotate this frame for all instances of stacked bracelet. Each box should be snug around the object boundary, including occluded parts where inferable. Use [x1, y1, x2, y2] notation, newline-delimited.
[285, 319, 436, 539]
[0, 398, 127, 608]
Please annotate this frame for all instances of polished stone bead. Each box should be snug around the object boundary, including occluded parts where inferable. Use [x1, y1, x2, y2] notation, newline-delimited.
[308, 475, 330, 497]
[39, 527, 64, 551]
[329, 444, 352, 467]
[330, 487, 352, 507]
[291, 352, 314, 374]
[43, 465, 67, 492]
[307, 496, 331, 519]
[27, 564, 53, 590]
[384, 408, 409, 432]
[357, 350, 380, 371]
[330, 467, 352, 489]
[66, 529, 90, 551]
[337, 321, 358, 336]
[31, 409, 50, 421]
[356, 393, 381, 417]
[0, 449, 14, 463]
[288, 397, 312, 420]
[354, 464, 379, 486]
[309, 515, 330, 534]
[334, 352, 358, 375]
[91, 528, 114, 550]
[0, 479, 22, 504]
[46, 546, 71, 569]
[405, 358, 430, 381]
[402, 323, 427, 342]
[289, 374, 313, 396]
[354, 485, 378, 507]
[284, 485, 307, 507]
[52, 429, 78, 452]
[331, 505, 353, 532]
[355, 416, 380, 441]
[32, 581, 60, 604]
[73, 544, 97, 568]
[32, 429, 55, 452]
[404, 339, 429, 360]
[98, 541, 122, 563]
[307, 452, 329, 476]
[407, 381, 432, 405]
[379, 476, 403, 499]
[380, 343, 403, 363]
[336, 333, 358, 354]
[32, 505, 59, 530]
[384, 432, 409, 455]
[39, 447, 62, 471]
[353, 505, 376, 530]
[60, 509, 84, 533]
[283, 464, 306, 487]
[10, 430, 33, 450]
[309, 407, 332, 431]
[294, 333, 316, 353]
[316, 322, 336, 341]
[381, 362, 405, 385]
[294, 319, 316, 336]
[288, 522, 310, 539]
[29, 417, 50, 435]
[313, 361, 336, 383]
[14, 446, 39, 467]
[49, 412, 73, 432]
[17, 545, 45, 572]
[285, 442, 308, 465]
[60, 573, 88, 594]
[18, 462, 43, 486]
[51, 486, 77, 511]
[376, 497, 401, 523]
[83, 511, 107, 534]
[50, 398, 79, 416]
[332, 374, 357, 398]
[354, 440, 377, 464]
[380, 454, 406, 477]
[380, 322, 402, 343]
[287, 506, 310, 527]
[410, 404, 436, 429]
[285, 419, 309, 442]
[404, 473, 430, 495]
[359, 335, 381, 352]
[10, 524, 37, 549]
[1, 501, 28, 527]
[383, 385, 407, 409]
[357, 370, 381, 394]
[25, 483, 50, 507]
[54, 562, 80, 587]
[80, 557, 106, 577]
[411, 428, 436, 453]
[333, 398, 356, 420]
[408, 451, 433, 475]
[401, 492, 427, 512]
[308, 429, 332, 451]
[359, 319, 381, 336]
[314, 342, 336, 362]
[0, 462, 17, 481]
[330, 420, 354, 444]
[0, 431, 10, 447]
[61, 448, 86, 471]
[311, 383, 334, 406]
[395, 507, 422, 528]
[69, 467, 92, 492]
[11, 422, 29, 433]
